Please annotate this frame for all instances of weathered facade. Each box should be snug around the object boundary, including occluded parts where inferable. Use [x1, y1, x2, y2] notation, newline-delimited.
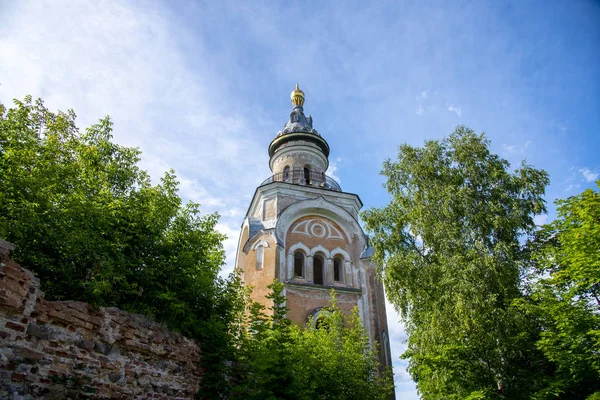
[235, 85, 393, 369]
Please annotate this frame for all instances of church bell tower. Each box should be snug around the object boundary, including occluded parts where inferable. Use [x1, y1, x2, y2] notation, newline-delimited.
[235, 85, 392, 369]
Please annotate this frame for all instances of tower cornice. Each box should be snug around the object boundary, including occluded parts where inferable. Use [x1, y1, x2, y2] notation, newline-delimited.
[268, 132, 330, 159]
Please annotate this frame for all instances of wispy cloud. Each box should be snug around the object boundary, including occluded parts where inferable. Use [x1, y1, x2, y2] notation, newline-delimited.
[415, 90, 428, 116]
[327, 157, 342, 183]
[565, 183, 581, 192]
[447, 104, 462, 117]
[503, 140, 531, 155]
[0, 0, 270, 277]
[579, 167, 599, 182]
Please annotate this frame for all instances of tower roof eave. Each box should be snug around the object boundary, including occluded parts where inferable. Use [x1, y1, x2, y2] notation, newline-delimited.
[268, 132, 330, 158]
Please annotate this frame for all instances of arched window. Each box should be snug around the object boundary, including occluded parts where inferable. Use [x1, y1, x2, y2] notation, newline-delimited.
[283, 166, 290, 182]
[313, 254, 324, 285]
[294, 251, 305, 277]
[304, 167, 310, 185]
[333, 256, 344, 282]
[308, 307, 331, 330]
[256, 245, 264, 270]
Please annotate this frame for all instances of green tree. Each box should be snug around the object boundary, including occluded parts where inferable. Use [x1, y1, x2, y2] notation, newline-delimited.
[235, 281, 394, 400]
[519, 182, 600, 399]
[0, 97, 242, 395]
[362, 126, 551, 399]
[232, 280, 296, 400]
[289, 291, 394, 400]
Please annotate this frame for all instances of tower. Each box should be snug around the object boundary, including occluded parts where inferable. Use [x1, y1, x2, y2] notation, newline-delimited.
[235, 85, 392, 369]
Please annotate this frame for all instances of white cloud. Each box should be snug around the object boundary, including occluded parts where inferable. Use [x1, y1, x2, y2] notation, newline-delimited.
[384, 296, 419, 398]
[0, 0, 274, 276]
[447, 104, 462, 117]
[579, 167, 599, 182]
[415, 90, 428, 115]
[565, 183, 581, 192]
[226, 208, 245, 218]
[216, 223, 240, 277]
[327, 157, 342, 183]
[503, 140, 531, 155]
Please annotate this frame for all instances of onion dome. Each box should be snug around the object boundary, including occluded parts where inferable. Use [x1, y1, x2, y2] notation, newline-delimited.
[269, 84, 330, 158]
[291, 83, 305, 107]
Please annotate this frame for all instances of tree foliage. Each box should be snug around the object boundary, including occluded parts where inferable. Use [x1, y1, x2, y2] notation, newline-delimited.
[231, 281, 394, 400]
[519, 182, 600, 398]
[362, 126, 551, 399]
[0, 95, 242, 356]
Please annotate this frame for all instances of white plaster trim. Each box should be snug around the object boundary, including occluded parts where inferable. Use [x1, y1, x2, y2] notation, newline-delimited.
[251, 240, 270, 250]
[288, 242, 311, 256]
[245, 182, 363, 222]
[278, 245, 285, 281]
[291, 219, 344, 240]
[275, 196, 367, 251]
[310, 244, 331, 258]
[360, 268, 372, 347]
[243, 229, 274, 254]
[330, 247, 351, 261]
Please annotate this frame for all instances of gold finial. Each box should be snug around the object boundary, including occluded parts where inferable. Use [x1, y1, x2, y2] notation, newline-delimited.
[291, 83, 305, 107]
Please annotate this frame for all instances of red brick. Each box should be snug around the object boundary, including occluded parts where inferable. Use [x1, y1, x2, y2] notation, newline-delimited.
[14, 346, 44, 361]
[1, 263, 31, 281]
[12, 372, 26, 381]
[0, 293, 22, 309]
[5, 321, 26, 332]
[1, 278, 28, 298]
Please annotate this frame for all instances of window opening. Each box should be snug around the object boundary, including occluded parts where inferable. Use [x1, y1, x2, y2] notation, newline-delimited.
[283, 166, 290, 182]
[313, 254, 324, 285]
[334, 256, 343, 282]
[256, 245, 264, 270]
[308, 307, 332, 330]
[294, 251, 305, 277]
[304, 167, 310, 185]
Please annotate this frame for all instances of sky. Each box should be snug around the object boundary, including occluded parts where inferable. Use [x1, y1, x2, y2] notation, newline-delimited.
[1, 0, 599, 398]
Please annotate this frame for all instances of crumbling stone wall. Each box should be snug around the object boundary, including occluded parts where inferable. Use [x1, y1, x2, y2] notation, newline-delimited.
[0, 240, 202, 399]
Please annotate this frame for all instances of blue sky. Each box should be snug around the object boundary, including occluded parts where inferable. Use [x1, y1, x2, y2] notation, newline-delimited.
[1, 1, 599, 398]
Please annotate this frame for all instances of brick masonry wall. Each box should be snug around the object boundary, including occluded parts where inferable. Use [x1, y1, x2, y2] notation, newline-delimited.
[0, 240, 202, 399]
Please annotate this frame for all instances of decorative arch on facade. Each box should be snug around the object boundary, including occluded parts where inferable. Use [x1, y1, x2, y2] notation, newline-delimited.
[307, 307, 331, 329]
[309, 244, 331, 258]
[251, 239, 270, 250]
[287, 241, 310, 256]
[275, 197, 367, 251]
[330, 247, 351, 261]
